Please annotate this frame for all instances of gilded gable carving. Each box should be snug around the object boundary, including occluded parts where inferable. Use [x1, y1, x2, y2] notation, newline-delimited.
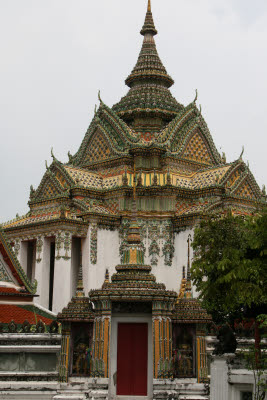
[182, 132, 213, 165]
[0, 259, 12, 283]
[55, 171, 67, 187]
[228, 169, 241, 187]
[83, 129, 115, 164]
[235, 181, 257, 199]
[43, 182, 62, 198]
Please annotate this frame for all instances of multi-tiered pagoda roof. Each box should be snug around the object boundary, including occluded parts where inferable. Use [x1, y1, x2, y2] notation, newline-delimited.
[3, 0, 265, 235]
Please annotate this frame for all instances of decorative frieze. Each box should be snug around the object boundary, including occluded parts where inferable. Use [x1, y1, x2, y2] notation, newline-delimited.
[55, 231, 63, 260]
[63, 232, 71, 260]
[90, 222, 98, 265]
[36, 236, 43, 263]
[14, 239, 20, 257]
[120, 218, 175, 266]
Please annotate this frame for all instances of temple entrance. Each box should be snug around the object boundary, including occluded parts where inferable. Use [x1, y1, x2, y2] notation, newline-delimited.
[117, 323, 148, 396]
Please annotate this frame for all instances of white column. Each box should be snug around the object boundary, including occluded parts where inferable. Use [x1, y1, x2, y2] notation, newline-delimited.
[52, 231, 72, 314]
[34, 236, 50, 309]
[210, 354, 235, 400]
[82, 227, 90, 296]
[16, 240, 28, 274]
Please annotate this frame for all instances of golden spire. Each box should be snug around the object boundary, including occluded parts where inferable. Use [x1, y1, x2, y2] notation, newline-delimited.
[141, 0, 157, 36]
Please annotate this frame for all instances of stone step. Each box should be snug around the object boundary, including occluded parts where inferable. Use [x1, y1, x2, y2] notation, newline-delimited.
[53, 395, 85, 400]
[54, 390, 108, 400]
[153, 396, 209, 399]
[179, 396, 209, 400]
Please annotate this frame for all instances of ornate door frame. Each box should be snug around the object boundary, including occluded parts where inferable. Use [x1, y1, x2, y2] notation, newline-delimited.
[109, 314, 153, 400]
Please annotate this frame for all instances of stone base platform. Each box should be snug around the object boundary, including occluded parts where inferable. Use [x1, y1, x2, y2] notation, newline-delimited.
[153, 379, 209, 400]
[0, 378, 209, 400]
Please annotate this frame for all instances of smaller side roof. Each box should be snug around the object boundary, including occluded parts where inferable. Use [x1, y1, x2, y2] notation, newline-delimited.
[0, 304, 55, 326]
[0, 229, 37, 295]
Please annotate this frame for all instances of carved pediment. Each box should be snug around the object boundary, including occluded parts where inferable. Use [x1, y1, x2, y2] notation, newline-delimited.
[34, 171, 67, 201]
[234, 179, 258, 200]
[82, 128, 116, 164]
[0, 256, 14, 283]
[181, 131, 214, 165]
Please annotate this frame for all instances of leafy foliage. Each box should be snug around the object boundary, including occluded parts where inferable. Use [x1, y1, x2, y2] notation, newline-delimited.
[191, 212, 267, 323]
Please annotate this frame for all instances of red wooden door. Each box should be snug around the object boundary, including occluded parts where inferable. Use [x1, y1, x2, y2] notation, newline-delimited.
[117, 323, 148, 396]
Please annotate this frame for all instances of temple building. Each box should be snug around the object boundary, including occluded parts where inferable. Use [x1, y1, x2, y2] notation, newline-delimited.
[1, 1, 265, 399]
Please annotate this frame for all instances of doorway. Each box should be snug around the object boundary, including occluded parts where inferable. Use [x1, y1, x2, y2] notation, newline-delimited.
[117, 323, 148, 396]
[109, 315, 152, 400]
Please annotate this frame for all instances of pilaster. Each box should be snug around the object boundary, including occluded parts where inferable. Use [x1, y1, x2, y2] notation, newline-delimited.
[92, 315, 111, 378]
[153, 300, 173, 379]
[34, 236, 50, 309]
[196, 325, 209, 383]
[58, 324, 71, 383]
[53, 231, 72, 314]
[17, 240, 28, 274]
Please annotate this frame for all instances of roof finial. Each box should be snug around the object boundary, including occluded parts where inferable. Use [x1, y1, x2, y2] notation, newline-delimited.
[141, 0, 157, 36]
[194, 89, 198, 103]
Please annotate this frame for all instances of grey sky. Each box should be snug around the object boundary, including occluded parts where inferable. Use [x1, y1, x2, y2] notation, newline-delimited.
[0, 0, 266, 223]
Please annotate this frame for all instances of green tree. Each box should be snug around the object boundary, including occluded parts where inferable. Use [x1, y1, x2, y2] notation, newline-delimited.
[191, 212, 267, 324]
[192, 212, 267, 399]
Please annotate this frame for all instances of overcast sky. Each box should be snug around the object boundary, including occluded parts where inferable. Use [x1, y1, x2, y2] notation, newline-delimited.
[0, 0, 266, 223]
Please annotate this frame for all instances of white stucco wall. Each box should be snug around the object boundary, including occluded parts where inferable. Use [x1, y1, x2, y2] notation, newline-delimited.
[81, 225, 196, 295]
[17, 241, 28, 274]
[34, 237, 51, 310]
[83, 226, 120, 295]
[145, 227, 195, 294]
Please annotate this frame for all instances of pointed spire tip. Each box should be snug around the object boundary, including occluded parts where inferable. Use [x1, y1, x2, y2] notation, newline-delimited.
[141, 0, 157, 36]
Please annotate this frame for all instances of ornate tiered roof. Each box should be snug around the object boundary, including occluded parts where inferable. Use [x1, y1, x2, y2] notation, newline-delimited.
[3, 0, 265, 237]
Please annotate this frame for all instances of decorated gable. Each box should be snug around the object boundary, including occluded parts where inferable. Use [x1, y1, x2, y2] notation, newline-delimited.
[34, 171, 67, 201]
[227, 167, 242, 188]
[80, 128, 116, 164]
[0, 230, 37, 295]
[234, 178, 258, 200]
[181, 131, 214, 165]
[0, 253, 15, 284]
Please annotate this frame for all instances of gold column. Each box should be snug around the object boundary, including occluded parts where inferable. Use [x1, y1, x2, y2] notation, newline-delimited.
[102, 316, 111, 378]
[91, 316, 110, 378]
[59, 325, 71, 382]
[153, 317, 172, 379]
[153, 317, 161, 378]
[196, 326, 208, 383]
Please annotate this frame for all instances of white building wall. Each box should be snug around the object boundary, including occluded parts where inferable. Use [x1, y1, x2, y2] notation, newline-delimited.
[71, 238, 81, 297]
[82, 228, 90, 296]
[34, 237, 51, 310]
[145, 228, 194, 294]
[17, 241, 28, 274]
[83, 226, 120, 294]
[81, 225, 195, 294]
